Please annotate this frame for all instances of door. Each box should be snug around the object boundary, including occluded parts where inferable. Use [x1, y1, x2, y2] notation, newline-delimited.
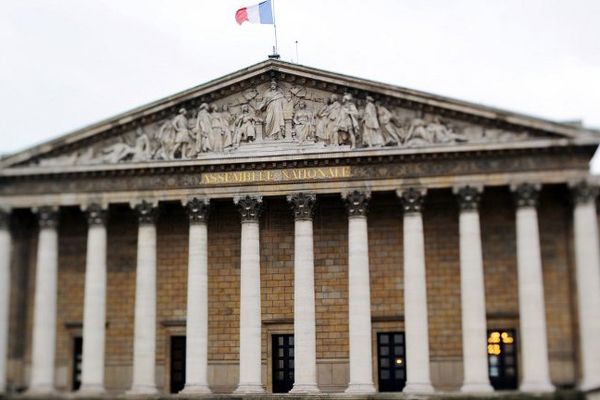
[72, 337, 83, 391]
[377, 332, 406, 392]
[272, 334, 294, 393]
[170, 336, 186, 393]
[487, 329, 518, 390]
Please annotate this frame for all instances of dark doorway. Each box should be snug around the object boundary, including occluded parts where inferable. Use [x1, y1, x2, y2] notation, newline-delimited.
[72, 337, 83, 391]
[170, 336, 186, 393]
[377, 332, 406, 392]
[272, 334, 294, 393]
[487, 329, 518, 390]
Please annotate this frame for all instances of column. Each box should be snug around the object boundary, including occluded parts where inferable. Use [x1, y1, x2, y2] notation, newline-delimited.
[0, 209, 11, 394]
[79, 204, 108, 394]
[512, 183, 554, 392]
[342, 190, 376, 394]
[29, 207, 59, 394]
[398, 188, 434, 394]
[571, 182, 600, 391]
[454, 186, 493, 393]
[181, 198, 211, 394]
[287, 193, 319, 393]
[234, 195, 265, 394]
[128, 201, 158, 394]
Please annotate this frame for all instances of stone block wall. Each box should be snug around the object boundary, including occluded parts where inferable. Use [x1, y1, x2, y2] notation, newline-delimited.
[5, 186, 581, 393]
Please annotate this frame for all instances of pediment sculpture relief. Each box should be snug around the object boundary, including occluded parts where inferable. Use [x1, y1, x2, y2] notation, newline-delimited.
[36, 79, 530, 167]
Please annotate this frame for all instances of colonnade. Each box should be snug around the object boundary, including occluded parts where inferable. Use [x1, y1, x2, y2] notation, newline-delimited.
[1, 182, 600, 395]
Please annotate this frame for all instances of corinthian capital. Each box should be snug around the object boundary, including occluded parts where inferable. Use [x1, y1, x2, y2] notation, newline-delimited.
[454, 185, 483, 211]
[84, 203, 108, 226]
[36, 206, 59, 229]
[234, 195, 263, 222]
[397, 188, 427, 213]
[511, 183, 541, 208]
[342, 190, 370, 218]
[0, 207, 10, 229]
[132, 200, 158, 225]
[570, 181, 598, 205]
[287, 192, 316, 221]
[184, 197, 210, 224]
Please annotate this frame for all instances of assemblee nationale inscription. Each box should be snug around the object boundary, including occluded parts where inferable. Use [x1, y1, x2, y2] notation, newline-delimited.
[201, 165, 351, 185]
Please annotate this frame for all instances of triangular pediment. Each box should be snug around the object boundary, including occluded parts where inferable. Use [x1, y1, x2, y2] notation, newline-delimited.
[2, 60, 598, 170]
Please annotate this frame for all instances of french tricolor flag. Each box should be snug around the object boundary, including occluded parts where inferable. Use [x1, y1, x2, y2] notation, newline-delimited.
[235, 0, 274, 25]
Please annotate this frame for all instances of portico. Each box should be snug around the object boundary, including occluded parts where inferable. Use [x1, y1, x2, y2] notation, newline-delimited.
[0, 60, 599, 397]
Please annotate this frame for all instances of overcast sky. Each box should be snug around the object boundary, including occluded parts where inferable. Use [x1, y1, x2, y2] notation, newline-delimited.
[1, 0, 599, 167]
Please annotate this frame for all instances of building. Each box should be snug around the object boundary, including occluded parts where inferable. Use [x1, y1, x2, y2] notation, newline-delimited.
[1, 60, 600, 397]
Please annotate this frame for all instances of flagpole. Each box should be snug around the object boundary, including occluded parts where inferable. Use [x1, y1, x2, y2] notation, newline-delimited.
[271, 0, 279, 57]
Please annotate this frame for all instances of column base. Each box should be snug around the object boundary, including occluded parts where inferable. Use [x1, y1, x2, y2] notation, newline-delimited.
[579, 379, 600, 392]
[403, 382, 435, 394]
[344, 383, 376, 394]
[289, 383, 320, 394]
[126, 384, 159, 396]
[519, 381, 555, 393]
[179, 383, 212, 395]
[460, 382, 494, 393]
[25, 384, 56, 397]
[77, 384, 106, 396]
[234, 383, 265, 394]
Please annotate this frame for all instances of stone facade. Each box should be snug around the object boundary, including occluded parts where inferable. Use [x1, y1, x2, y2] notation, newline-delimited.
[1, 60, 600, 397]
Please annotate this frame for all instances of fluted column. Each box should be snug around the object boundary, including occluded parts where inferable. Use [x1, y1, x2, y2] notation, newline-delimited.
[454, 186, 493, 393]
[29, 207, 59, 394]
[128, 201, 159, 394]
[571, 182, 600, 391]
[287, 193, 319, 393]
[398, 188, 434, 394]
[234, 195, 265, 394]
[181, 198, 211, 394]
[0, 209, 11, 394]
[342, 190, 376, 394]
[512, 183, 554, 392]
[79, 204, 108, 394]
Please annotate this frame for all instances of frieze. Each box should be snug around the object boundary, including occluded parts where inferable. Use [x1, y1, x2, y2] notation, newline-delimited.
[201, 166, 351, 185]
[31, 79, 535, 168]
[0, 149, 591, 196]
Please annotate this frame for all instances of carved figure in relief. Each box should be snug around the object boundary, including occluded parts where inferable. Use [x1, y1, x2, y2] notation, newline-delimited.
[221, 104, 234, 148]
[171, 108, 193, 158]
[405, 118, 433, 146]
[99, 128, 152, 163]
[425, 116, 466, 144]
[293, 101, 315, 143]
[362, 96, 384, 147]
[209, 104, 225, 153]
[283, 92, 295, 120]
[334, 93, 359, 148]
[377, 104, 404, 145]
[315, 94, 341, 144]
[194, 103, 212, 154]
[257, 80, 286, 140]
[156, 120, 176, 159]
[233, 104, 258, 147]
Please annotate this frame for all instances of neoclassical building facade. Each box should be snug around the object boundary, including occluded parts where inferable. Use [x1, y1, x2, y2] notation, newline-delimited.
[1, 60, 600, 397]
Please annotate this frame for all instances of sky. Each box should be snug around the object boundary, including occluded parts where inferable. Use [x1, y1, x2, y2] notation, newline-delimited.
[1, 0, 599, 168]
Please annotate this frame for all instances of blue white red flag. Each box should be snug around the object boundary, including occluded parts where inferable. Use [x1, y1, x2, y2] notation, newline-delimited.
[235, 0, 274, 25]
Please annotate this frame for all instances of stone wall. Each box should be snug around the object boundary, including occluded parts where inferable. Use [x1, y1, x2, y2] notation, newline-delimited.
[5, 186, 580, 393]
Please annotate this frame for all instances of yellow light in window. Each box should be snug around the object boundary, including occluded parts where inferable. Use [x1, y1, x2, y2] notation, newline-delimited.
[395, 358, 403, 365]
[488, 332, 501, 344]
[487, 344, 501, 355]
[501, 332, 514, 344]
